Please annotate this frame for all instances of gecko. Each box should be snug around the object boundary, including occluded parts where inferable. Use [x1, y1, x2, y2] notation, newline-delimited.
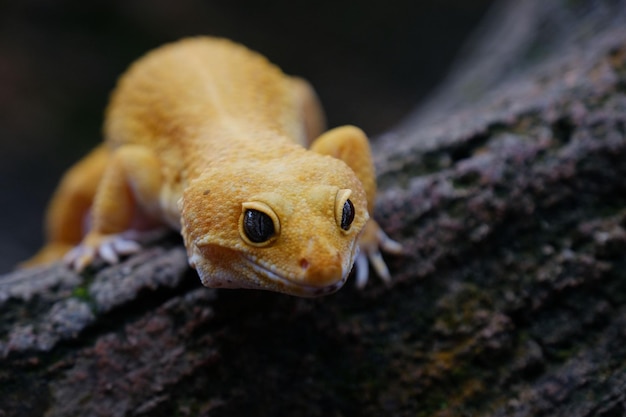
[23, 36, 402, 297]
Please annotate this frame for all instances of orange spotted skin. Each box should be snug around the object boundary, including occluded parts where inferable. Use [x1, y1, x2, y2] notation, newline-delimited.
[25, 37, 401, 297]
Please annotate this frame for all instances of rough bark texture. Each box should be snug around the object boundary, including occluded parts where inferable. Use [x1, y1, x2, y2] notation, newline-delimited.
[3, 1, 626, 416]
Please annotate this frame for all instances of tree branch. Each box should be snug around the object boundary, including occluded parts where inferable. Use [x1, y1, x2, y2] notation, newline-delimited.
[2, 2, 626, 416]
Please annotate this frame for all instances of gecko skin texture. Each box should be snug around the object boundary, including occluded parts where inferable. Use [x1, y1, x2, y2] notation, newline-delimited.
[24, 37, 402, 297]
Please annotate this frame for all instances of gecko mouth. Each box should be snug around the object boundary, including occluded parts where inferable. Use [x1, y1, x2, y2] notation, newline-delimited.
[241, 256, 349, 297]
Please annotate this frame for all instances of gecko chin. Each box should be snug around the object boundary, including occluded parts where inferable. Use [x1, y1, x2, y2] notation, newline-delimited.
[242, 257, 350, 297]
[188, 245, 351, 297]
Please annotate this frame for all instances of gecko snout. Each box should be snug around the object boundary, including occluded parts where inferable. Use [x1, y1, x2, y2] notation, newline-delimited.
[297, 249, 346, 287]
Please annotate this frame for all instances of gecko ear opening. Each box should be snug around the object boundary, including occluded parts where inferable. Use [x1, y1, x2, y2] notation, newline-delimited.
[335, 189, 355, 232]
[239, 201, 281, 246]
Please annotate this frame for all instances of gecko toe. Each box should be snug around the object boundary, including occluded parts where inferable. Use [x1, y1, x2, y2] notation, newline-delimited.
[354, 252, 369, 289]
[99, 241, 120, 264]
[112, 238, 142, 255]
[63, 233, 145, 272]
[64, 245, 96, 272]
[377, 229, 403, 254]
[355, 220, 402, 289]
[367, 250, 392, 286]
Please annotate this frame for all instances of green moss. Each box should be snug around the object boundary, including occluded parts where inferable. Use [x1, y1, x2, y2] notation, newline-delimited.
[71, 272, 97, 312]
[72, 286, 90, 301]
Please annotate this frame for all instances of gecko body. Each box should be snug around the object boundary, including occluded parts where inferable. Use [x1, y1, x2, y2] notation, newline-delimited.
[25, 37, 401, 297]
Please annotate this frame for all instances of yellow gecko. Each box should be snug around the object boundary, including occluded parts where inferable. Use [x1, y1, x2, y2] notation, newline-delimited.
[24, 37, 401, 297]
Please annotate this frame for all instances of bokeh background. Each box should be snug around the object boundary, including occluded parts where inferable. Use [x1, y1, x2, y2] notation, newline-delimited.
[0, 0, 495, 272]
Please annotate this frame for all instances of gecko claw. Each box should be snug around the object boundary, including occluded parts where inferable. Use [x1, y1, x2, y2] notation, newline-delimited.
[63, 232, 146, 272]
[64, 245, 97, 272]
[367, 250, 392, 286]
[355, 252, 370, 290]
[376, 228, 404, 255]
[99, 241, 120, 264]
[112, 238, 143, 256]
[355, 220, 402, 289]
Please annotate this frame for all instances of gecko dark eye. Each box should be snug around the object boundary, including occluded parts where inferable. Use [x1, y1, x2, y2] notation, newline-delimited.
[239, 201, 280, 246]
[340, 199, 355, 231]
[243, 209, 275, 243]
[335, 189, 356, 232]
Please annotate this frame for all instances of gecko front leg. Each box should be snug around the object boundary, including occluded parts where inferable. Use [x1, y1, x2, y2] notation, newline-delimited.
[64, 144, 164, 271]
[309, 125, 402, 288]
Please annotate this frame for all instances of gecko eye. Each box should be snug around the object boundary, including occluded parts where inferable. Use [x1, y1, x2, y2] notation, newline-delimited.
[243, 210, 274, 242]
[239, 201, 280, 246]
[335, 189, 355, 232]
[341, 199, 355, 231]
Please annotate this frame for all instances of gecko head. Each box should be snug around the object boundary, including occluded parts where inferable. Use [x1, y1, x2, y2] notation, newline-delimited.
[180, 154, 369, 297]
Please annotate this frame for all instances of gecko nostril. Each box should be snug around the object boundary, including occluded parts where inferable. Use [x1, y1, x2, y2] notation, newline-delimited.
[299, 258, 309, 270]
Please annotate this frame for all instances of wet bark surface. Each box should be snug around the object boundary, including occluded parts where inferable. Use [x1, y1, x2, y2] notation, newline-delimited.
[3, 2, 626, 416]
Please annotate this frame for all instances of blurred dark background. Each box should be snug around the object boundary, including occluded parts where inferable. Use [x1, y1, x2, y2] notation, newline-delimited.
[0, 0, 495, 272]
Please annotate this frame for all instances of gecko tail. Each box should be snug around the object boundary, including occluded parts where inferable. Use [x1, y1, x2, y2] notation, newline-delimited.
[19, 242, 75, 268]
